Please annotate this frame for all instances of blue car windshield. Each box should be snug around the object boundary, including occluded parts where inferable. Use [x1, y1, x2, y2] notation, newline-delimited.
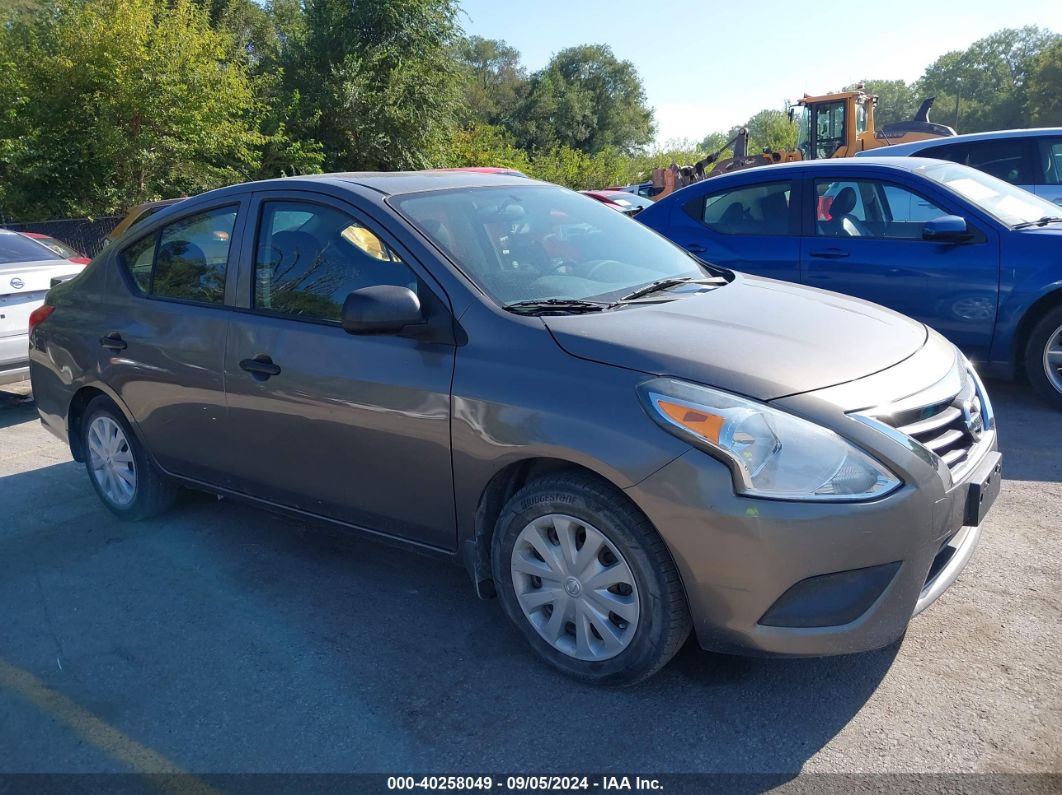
[919, 162, 1061, 227]
[391, 185, 711, 306]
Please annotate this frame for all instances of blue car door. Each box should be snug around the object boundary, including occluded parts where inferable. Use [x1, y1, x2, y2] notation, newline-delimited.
[652, 177, 803, 282]
[799, 172, 1000, 359]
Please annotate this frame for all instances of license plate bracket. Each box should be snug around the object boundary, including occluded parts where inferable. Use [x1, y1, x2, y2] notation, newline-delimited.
[964, 451, 1002, 527]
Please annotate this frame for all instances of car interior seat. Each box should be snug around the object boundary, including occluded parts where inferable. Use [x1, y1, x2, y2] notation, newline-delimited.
[820, 187, 871, 237]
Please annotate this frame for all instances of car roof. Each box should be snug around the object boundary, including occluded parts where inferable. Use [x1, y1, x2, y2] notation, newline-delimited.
[703, 156, 945, 178]
[859, 127, 1062, 156]
[259, 170, 537, 196]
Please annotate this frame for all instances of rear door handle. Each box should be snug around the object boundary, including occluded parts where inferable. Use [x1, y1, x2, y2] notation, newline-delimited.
[239, 354, 281, 380]
[99, 333, 127, 351]
[809, 249, 850, 259]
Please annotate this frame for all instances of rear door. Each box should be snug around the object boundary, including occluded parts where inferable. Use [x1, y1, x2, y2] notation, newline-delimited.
[100, 199, 247, 485]
[654, 178, 802, 282]
[222, 190, 457, 549]
[800, 172, 1000, 358]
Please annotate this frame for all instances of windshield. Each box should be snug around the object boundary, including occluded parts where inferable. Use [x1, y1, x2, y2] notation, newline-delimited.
[920, 162, 1061, 227]
[0, 232, 63, 264]
[392, 185, 711, 306]
[30, 235, 80, 258]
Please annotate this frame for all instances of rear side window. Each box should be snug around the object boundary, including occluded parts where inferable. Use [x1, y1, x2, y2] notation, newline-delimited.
[119, 206, 237, 304]
[686, 181, 796, 236]
[253, 200, 416, 323]
[922, 139, 1035, 186]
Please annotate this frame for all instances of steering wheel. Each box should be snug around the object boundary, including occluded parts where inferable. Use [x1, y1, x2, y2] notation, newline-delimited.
[582, 259, 627, 281]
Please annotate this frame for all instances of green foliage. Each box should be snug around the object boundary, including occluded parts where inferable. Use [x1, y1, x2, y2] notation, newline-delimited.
[744, 109, 796, 153]
[0, 0, 265, 219]
[280, 0, 465, 172]
[512, 44, 655, 155]
[846, 80, 920, 127]
[456, 36, 527, 127]
[445, 123, 532, 173]
[1025, 38, 1062, 126]
[918, 26, 1057, 131]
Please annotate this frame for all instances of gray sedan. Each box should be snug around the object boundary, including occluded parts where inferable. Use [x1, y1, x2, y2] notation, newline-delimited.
[29, 171, 1000, 684]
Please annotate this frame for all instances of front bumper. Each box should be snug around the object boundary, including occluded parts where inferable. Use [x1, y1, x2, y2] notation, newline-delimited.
[625, 440, 1000, 657]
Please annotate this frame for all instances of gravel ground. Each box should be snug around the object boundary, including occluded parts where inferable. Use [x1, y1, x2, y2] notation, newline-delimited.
[0, 377, 1059, 783]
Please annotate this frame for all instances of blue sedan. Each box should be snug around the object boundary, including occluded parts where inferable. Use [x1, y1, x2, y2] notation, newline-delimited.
[637, 157, 1062, 408]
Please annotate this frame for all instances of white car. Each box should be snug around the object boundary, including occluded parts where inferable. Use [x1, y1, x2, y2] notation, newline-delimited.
[861, 127, 1062, 205]
[1, 230, 86, 385]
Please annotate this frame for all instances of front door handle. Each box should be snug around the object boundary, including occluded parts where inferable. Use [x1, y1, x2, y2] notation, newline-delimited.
[99, 333, 127, 351]
[685, 243, 707, 254]
[240, 354, 281, 380]
[808, 249, 850, 259]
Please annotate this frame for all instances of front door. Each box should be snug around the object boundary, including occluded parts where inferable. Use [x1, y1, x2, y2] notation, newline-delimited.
[801, 176, 1000, 359]
[223, 193, 457, 549]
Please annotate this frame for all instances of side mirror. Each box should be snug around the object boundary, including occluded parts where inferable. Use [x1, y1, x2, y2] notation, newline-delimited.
[923, 215, 971, 242]
[341, 285, 423, 335]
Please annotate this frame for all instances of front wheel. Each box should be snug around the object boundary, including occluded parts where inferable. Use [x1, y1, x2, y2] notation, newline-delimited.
[1024, 305, 1062, 410]
[492, 472, 691, 686]
[82, 396, 177, 520]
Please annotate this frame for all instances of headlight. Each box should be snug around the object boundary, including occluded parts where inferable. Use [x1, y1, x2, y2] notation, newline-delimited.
[638, 378, 901, 502]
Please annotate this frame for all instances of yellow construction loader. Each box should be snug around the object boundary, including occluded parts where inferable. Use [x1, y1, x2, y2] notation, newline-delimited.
[652, 87, 956, 199]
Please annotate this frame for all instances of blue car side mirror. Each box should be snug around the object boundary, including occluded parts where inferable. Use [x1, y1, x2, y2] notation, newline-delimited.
[923, 215, 971, 242]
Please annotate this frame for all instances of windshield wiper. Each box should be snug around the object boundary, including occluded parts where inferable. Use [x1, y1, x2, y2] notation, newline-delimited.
[619, 276, 726, 303]
[1013, 216, 1062, 229]
[503, 298, 611, 316]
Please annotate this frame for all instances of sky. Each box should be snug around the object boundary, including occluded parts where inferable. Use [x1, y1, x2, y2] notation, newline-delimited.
[457, 0, 1061, 146]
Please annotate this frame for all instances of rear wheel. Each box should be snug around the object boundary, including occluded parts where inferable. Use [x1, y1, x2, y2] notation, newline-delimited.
[82, 396, 177, 520]
[492, 472, 691, 686]
[1024, 305, 1062, 410]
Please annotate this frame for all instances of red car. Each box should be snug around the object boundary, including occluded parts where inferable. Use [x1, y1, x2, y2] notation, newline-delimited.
[581, 190, 655, 216]
[438, 166, 528, 178]
[19, 232, 91, 265]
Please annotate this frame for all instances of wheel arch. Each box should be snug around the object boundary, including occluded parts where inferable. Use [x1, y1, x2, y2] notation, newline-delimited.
[67, 383, 137, 462]
[464, 457, 656, 599]
[1013, 287, 1062, 380]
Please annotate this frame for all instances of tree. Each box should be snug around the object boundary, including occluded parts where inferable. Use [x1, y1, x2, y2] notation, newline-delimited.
[0, 0, 265, 220]
[1026, 38, 1062, 126]
[918, 27, 1058, 131]
[456, 36, 527, 126]
[846, 80, 920, 127]
[280, 0, 465, 171]
[445, 123, 531, 173]
[513, 44, 654, 155]
[744, 109, 796, 153]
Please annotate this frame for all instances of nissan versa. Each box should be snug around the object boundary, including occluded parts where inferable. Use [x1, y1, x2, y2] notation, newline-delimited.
[29, 172, 1002, 685]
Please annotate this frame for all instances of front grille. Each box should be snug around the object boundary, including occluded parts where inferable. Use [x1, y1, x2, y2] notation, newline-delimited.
[859, 362, 993, 480]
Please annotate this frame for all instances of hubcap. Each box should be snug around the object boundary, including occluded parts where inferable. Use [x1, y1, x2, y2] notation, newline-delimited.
[510, 514, 640, 662]
[87, 416, 137, 507]
[1045, 323, 1062, 396]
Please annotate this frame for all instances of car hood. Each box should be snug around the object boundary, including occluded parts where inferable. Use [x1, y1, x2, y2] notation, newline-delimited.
[544, 275, 928, 400]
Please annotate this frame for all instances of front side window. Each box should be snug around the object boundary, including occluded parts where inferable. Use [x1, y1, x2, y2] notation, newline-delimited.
[253, 201, 416, 323]
[815, 179, 947, 239]
[119, 206, 236, 304]
[693, 181, 795, 236]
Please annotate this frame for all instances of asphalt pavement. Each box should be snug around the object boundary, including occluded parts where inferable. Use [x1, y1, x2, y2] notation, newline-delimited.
[0, 378, 1059, 784]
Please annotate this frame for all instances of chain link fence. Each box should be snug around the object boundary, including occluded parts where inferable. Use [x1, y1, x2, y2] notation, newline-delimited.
[1, 215, 123, 257]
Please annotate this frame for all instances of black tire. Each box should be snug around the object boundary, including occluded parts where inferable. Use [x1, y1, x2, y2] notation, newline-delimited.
[1024, 304, 1062, 410]
[81, 396, 177, 520]
[492, 471, 691, 686]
